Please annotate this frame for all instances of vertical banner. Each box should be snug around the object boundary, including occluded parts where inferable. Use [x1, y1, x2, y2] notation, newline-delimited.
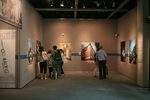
[129, 39, 136, 64]
[58, 43, 71, 60]
[121, 41, 125, 62]
[28, 38, 33, 65]
[81, 42, 99, 60]
[0, 30, 16, 88]
[0, 0, 22, 28]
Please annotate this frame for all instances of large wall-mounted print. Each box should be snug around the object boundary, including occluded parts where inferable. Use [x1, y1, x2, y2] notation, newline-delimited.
[129, 39, 136, 64]
[58, 43, 71, 60]
[28, 38, 33, 65]
[0, 30, 16, 88]
[36, 40, 41, 62]
[0, 0, 22, 28]
[81, 42, 99, 60]
[121, 41, 125, 62]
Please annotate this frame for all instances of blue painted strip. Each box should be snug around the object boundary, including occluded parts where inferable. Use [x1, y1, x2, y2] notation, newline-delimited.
[125, 54, 129, 57]
[71, 53, 81, 56]
[20, 55, 28, 59]
[33, 54, 36, 57]
[20, 54, 36, 59]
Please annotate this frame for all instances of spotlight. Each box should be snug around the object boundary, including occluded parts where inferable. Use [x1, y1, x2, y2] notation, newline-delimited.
[112, 2, 115, 8]
[51, 1, 53, 7]
[115, 34, 119, 37]
[83, 3, 85, 8]
[71, 3, 73, 8]
[60, 1, 64, 7]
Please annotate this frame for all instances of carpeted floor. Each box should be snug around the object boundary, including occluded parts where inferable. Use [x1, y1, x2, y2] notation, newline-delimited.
[0, 72, 150, 100]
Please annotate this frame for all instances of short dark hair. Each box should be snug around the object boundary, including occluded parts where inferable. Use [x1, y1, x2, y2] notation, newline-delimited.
[99, 46, 103, 49]
[53, 46, 57, 50]
[39, 46, 44, 52]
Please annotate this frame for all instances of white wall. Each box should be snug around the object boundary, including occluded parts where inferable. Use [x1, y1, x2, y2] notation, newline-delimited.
[43, 19, 118, 72]
[19, 0, 43, 88]
[117, 7, 137, 81]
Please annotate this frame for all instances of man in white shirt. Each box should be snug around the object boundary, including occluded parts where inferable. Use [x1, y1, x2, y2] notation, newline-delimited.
[96, 46, 107, 79]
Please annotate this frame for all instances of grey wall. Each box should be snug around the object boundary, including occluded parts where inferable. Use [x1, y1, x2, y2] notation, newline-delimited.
[43, 20, 118, 72]
[19, 0, 43, 88]
[117, 7, 137, 81]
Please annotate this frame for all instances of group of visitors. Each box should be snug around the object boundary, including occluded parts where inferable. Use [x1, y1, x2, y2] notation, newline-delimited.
[94, 46, 107, 80]
[39, 45, 64, 80]
[39, 45, 107, 80]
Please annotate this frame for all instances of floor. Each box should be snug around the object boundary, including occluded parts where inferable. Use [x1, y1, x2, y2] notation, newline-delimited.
[0, 72, 150, 100]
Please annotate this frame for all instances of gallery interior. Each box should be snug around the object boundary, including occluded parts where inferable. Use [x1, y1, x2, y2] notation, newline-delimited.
[0, 0, 150, 99]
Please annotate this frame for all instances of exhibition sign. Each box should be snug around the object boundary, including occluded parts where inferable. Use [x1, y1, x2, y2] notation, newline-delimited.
[121, 41, 125, 62]
[58, 43, 71, 60]
[0, 30, 16, 88]
[0, 0, 22, 28]
[81, 42, 99, 60]
[28, 38, 33, 65]
[36, 40, 41, 62]
[129, 39, 136, 64]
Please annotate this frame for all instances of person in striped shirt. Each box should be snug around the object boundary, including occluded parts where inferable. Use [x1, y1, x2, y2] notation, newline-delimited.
[96, 46, 107, 79]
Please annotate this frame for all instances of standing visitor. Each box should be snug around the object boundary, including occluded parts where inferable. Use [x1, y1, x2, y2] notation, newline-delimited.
[94, 48, 99, 77]
[39, 46, 48, 79]
[96, 46, 107, 79]
[60, 49, 64, 75]
[51, 46, 59, 79]
[47, 49, 53, 77]
[57, 49, 62, 77]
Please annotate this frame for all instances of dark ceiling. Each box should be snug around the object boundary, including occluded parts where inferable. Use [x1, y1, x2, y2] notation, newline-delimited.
[27, 0, 137, 19]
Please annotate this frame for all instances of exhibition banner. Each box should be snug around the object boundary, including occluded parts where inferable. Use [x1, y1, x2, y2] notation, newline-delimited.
[81, 42, 99, 60]
[36, 40, 41, 62]
[28, 38, 33, 65]
[121, 41, 125, 62]
[0, 30, 16, 88]
[129, 39, 136, 64]
[0, 0, 22, 28]
[58, 43, 71, 60]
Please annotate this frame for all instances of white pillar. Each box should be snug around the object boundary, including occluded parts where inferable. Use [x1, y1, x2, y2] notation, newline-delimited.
[137, 0, 149, 87]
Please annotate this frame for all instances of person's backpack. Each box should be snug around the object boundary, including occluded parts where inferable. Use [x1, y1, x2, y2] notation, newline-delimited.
[54, 51, 60, 62]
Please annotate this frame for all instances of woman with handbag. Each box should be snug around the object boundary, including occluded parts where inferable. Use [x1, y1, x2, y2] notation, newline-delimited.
[39, 46, 48, 79]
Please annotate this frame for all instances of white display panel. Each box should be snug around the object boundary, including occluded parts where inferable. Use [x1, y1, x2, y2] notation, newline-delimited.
[0, 30, 16, 88]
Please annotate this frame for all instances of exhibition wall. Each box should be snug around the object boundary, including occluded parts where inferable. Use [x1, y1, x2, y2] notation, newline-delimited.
[19, 0, 43, 88]
[117, 7, 137, 81]
[43, 19, 118, 72]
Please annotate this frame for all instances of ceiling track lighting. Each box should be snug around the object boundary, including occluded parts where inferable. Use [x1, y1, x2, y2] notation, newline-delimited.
[71, 3, 73, 8]
[83, 3, 85, 8]
[112, 2, 115, 8]
[51, 1, 53, 7]
[60, 1, 64, 7]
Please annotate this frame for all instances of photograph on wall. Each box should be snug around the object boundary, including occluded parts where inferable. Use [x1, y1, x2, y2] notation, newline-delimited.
[28, 38, 33, 65]
[121, 41, 125, 62]
[81, 42, 99, 60]
[58, 43, 71, 60]
[0, 0, 22, 28]
[129, 39, 136, 64]
[36, 40, 41, 62]
[0, 30, 16, 88]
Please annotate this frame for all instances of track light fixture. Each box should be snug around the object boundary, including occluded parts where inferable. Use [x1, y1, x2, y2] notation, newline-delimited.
[51, 1, 53, 7]
[60, 1, 64, 7]
[112, 2, 115, 8]
[83, 3, 85, 8]
[71, 3, 73, 8]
